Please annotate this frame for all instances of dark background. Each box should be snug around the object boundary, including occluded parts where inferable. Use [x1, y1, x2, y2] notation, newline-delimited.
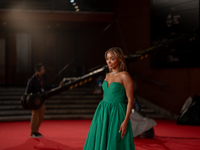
[0, 0, 199, 114]
[151, 0, 199, 68]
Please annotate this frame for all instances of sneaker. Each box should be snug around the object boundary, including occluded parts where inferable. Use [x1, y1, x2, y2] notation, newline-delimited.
[37, 132, 43, 137]
[30, 132, 41, 138]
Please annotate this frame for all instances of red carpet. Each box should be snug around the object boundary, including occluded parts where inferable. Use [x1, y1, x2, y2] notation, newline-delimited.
[0, 119, 200, 150]
[134, 119, 200, 150]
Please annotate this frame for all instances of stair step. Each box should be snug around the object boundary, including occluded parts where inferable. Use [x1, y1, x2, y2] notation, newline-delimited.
[140, 104, 146, 108]
[140, 108, 156, 114]
[45, 109, 96, 114]
[0, 88, 178, 121]
[46, 99, 101, 104]
[0, 94, 102, 100]
[0, 87, 93, 91]
[0, 87, 101, 121]
[0, 104, 99, 110]
[0, 110, 31, 116]
[0, 105, 24, 110]
[0, 93, 24, 96]
[0, 114, 94, 122]
[0, 99, 101, 105]
[45, 104, 98, 109]
[50, 95, 102, 99]
[0, 108, 97, 116]
[145, 114, 166, 119]
[0, 88, 25, 91]
[135, 95, 178, 120]
[0, 96, 22, 100]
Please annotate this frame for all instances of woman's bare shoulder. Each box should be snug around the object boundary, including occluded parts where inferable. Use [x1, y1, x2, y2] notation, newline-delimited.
[120, 71, 130, 77]
[120, 71, 132, 82]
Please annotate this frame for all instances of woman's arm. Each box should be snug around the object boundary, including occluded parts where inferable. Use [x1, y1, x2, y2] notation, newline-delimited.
[119, 72, 134, 138]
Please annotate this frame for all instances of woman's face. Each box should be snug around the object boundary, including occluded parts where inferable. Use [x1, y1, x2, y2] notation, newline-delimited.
[106, 51, 120, 71]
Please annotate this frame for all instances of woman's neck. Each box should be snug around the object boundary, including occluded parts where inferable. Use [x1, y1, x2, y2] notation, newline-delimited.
[111, 67, 119, 73]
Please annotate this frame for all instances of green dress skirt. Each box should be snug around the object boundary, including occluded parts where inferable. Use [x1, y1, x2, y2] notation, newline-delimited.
[83, 80, 135, 150]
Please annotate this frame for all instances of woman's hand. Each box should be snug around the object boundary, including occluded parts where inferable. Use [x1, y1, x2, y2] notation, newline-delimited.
[119, 121, 127, 138]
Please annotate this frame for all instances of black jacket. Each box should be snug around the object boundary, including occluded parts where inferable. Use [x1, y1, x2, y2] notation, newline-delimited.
[25, 74, 52, 94]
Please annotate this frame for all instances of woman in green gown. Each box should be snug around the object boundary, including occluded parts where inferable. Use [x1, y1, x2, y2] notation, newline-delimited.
[83, 47, 135, 150]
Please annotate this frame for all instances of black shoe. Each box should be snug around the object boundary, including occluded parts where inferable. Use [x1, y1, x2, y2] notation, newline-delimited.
[30, 132, 41, 138]
[37, 132, 43, 137]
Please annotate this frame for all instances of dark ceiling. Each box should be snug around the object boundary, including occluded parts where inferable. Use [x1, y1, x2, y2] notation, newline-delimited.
[0, 0, 114, 12]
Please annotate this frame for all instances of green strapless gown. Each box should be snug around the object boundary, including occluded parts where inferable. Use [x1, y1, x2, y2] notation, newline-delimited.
[83, 80, 135, 150]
